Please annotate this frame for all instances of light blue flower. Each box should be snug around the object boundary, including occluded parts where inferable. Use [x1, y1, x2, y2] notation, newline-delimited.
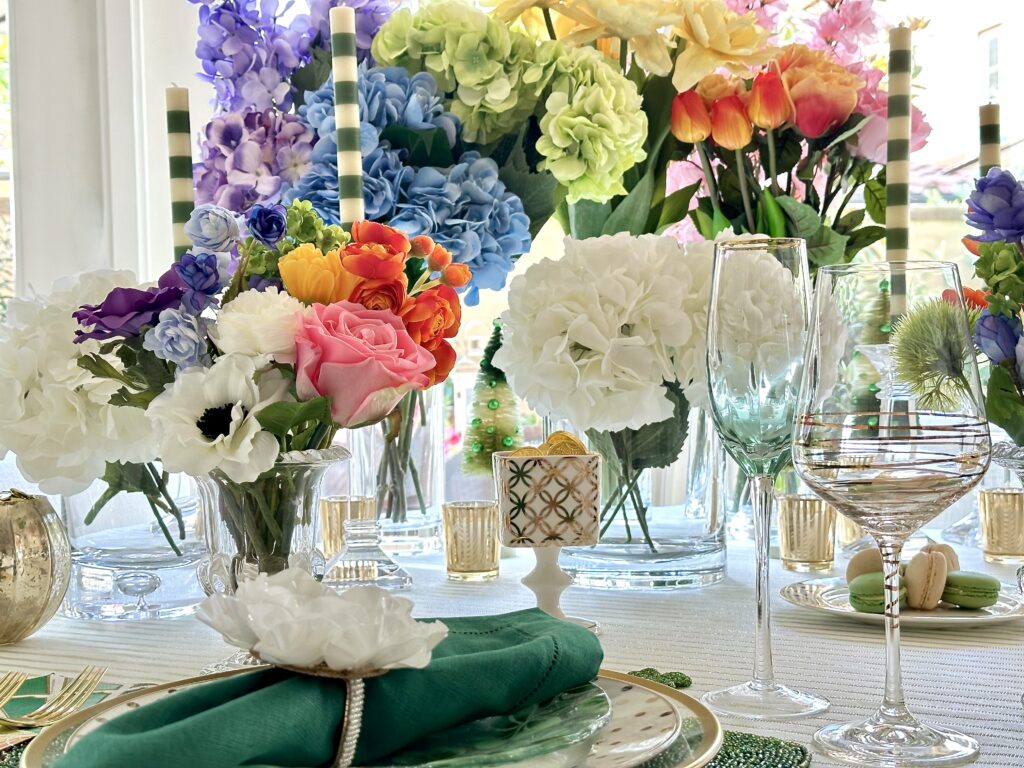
[142, 308, 211, 369]
[184, 204, 240, 252]
[364, 144, 412, 220]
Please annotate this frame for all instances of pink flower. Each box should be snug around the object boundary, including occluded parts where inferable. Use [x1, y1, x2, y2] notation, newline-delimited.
[294, 302, 434, 428]
[722, 0, 787, 30]
[848, 66, 932, 164]
[807, 0, 879, 66]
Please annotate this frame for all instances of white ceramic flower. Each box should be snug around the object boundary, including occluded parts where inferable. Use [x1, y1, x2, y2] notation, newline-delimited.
[209, 287, 306, 365]
[0, 269, 158, 494]
[197, 568, 448, 671]
[494, 233, 705, 432]
[148, 354, 288, 484]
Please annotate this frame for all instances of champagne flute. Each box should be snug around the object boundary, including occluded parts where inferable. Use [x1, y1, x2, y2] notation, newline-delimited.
[703, 237, 830, 719]
[794, 261, 990, 766]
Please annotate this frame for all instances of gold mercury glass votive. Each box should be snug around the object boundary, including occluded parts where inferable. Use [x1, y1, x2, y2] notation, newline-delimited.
[978, 487, 1024, 564]
[442, 501, 500, 581]
[776, 494, 836, 572]
[320, 495, 377, 561]
[836, 514, 866, 549]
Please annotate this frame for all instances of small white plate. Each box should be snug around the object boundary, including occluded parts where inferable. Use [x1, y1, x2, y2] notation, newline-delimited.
[780, 577, 1024, 629]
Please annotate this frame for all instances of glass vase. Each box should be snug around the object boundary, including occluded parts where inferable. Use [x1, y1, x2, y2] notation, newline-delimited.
[344, 388, 445, 555]
[561, 408, 727, 589]
[195, 446, 347, 594]
[59, 469, 205, 621]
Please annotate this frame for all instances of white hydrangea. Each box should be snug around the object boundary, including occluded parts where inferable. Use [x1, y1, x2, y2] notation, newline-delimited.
[494, 233, 709, 432]
[0, 270, 158, 494]
[209, 287, 306, 365]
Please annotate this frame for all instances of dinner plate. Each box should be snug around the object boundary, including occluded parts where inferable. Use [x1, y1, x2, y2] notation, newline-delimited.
[23, 669, 722, 768]
[780, 577, 1024, 628]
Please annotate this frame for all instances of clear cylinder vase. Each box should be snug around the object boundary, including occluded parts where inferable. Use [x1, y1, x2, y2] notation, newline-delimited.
[561, 408, 727, 589]
[342, 388, 445, 555]
[195, 446, 348, 594]
[59, 469, 206, 621]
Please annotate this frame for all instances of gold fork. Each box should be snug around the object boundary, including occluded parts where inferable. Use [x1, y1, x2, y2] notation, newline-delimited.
[0, 666, 106, 728]
[0, 671, 29, 711]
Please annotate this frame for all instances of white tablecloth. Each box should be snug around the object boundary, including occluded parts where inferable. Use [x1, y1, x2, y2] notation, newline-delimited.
[1, 542, 1021, 767]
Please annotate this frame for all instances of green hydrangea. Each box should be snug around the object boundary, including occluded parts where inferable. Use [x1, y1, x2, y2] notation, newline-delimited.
[975, 240, 1024, 317]
[372, 0, 542, 143]
[537, 46, 648, 204]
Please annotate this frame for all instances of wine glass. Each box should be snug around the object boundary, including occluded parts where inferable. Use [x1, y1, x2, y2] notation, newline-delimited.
[793, 261, 990, 766]
[703, 237, 830, 719]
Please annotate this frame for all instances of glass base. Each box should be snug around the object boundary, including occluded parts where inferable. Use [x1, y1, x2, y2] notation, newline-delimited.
[447, 570, 498, 582]
[562, 539, 726, 590]
[941, 509, 981, 547]
[782, 558, 834, 572]
[323, 559, 413, 590]
[982, 552, 1024, 564]
[380, 516, 442, 556]
[814, 712, 980, 767]
[702, 680, 830, 721]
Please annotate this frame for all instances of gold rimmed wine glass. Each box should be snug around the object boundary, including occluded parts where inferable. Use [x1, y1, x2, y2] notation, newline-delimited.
[793, 261, 990, 766]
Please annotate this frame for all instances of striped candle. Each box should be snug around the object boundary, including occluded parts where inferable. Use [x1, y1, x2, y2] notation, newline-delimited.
[979, 103, 1001, 175]
[330, 6, 364, 230]
[166, 87, 195, 260]
[885, 26, 912, 264]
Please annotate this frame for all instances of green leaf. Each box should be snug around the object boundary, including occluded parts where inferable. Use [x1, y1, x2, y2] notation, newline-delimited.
[615, 382, 690, 472]
[569, 199, 612, 239]
[256, 397, 334, 437]
[711, 208, 732, 236]
[986, 365, 1024, 445]
[290, 45, 331, 109]
[692, 207, 715, 239]
[806, 223, 850, 268]
[774, 195, 822, 240]
[823, 114, 873, 151]
[844, 225, 886, 257]
[652, 182, 700, 234]
[603, 168, 656, 236]
[379, 125, 454, 167]
[865, 170, 886, 224]
[498, 140, 564, 240]
[759, 189, 787, 238]
[834, 208, 865, 232]
[77, 354, 131, 385]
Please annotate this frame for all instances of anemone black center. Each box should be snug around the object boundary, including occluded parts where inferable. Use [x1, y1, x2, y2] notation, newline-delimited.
[196, 403, 243, 440]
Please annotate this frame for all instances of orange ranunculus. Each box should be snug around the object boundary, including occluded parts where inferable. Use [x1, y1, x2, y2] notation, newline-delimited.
[342, 240, 407, 281]
[349, 220, 412, 256]
[349, 277, 409, 315]
[710, 95, 752, 151]
[696, 73, 740, 107]
[747, 65, 793, 130]
[426, 244, 453, 272]
[671, 90, 712, 143]
[776, 44, 864, 138]
[278, 243, 358, 305]
[440, 263, 471, 288]
[402, 284, 462, 348]
[942, 286, 989, 311]
[424, 340, 457, 386]
[410, 234, 434, 258]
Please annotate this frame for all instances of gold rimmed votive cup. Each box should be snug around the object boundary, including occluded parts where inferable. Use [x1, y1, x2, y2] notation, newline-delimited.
[442, 501, 500, 581]
[776, 493, 836, 572]
[320, 495, 377, 561]
[978, 487, 1024, 564]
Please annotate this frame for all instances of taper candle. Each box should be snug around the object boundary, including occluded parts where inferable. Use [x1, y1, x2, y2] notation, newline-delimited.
[979, 103, 1001, 175]
[885, 26, 912, 264]
[166, 87, 195, 260]
[330, 6, 364, 230]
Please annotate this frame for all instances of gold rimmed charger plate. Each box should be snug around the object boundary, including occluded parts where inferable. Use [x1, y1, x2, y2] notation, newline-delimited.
[23, 668, 722, 768]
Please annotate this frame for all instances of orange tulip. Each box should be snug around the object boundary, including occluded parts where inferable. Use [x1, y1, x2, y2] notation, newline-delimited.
[671, 91, 712, 143]
[710, 95, 753, 151]
[747, 66, 793, 130]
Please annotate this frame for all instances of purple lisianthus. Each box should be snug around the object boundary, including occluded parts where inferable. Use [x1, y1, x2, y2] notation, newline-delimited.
[975, 308, 1022, 364]
[174, 251, 223, 313]
[74, 271, 185, 343]
[965, 167, 1024, 243]
[247, 203, 288, 247]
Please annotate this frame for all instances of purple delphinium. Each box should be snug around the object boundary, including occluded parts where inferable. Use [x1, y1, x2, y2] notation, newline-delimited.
[173, 252, 224, 313]
[195, 108, 314, 214]
[309, 0, 397, 63]
[74, 271, 185, 343]
[975, 308, 1022, 365]
[965, 167, 1024, 243]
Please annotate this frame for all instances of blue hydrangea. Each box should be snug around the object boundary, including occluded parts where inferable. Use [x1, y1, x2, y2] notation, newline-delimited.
[143, 308, 211, 369]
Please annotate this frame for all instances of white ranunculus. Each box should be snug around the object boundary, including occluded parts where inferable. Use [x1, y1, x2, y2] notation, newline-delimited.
[148, 354, 288, 484]
[0, 269, 159, 494]
[210, 288, 306, 364]
[495, 234, 707, 433]
[197, 568, 448, 671]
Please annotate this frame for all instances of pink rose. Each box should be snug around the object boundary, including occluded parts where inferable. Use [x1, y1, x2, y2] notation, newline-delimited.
[294, 301, 434, 427]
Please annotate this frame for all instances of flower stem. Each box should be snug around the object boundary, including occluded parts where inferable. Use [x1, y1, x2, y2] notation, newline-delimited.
[619, 38, 628, 73]
[766, 128, 779, 195]
[696, 142, 722, 217]
[543, 8, 557, 40]
[223, 239, 253, 305]
[735, 148, 757, 232]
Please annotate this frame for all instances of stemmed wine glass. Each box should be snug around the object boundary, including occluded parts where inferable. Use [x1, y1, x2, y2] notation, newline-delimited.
[793, 261, 990, 766]
[703, 237, 830, 719]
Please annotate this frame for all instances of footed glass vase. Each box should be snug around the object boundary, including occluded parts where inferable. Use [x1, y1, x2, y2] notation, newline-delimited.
[561, 408, 727, 590]
[345, 388, 445, 555]
[195, 446, 348, 594]
[59, 469, 205, 621]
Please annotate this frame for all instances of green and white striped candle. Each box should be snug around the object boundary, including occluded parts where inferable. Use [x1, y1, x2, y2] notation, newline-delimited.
[330, 6, 364, 230]
[979, 103, 1001, 175]
[166, 87, 195, 260]
[885, 25, 912, 264]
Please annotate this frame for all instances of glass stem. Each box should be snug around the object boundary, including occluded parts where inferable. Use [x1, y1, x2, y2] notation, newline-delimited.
[750, 473, 776, 690]
[878, 537, 910, 719]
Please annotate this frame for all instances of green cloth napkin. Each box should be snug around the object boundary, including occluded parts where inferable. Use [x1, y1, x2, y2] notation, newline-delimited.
[55, 608, 603, 768]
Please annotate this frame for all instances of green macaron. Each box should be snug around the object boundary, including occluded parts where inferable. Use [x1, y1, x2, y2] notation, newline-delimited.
[848, 572, 907, 614]
[940, 571, 1001, 609]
